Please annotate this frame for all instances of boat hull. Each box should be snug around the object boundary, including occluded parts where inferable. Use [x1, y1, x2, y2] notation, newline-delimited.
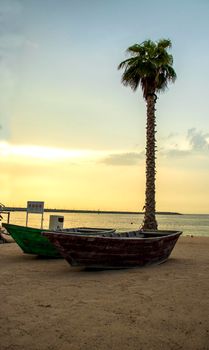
[2, 223, 61, 257]
[2, 223, 115, 258]
[43, 230, 182, 268]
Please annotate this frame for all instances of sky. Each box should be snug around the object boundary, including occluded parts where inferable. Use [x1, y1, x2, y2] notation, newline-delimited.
[1, 0, 209, 214]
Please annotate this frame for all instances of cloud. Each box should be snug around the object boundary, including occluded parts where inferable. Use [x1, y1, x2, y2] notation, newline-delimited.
[25, 39, 39, 49]
[0, 0, 23, 141]
[99, 128, 209, 166]
[165, 149, 191, 157]
[162, 128, 209, 158]
[0, 0, 22, 38]
[0, 0, 22, 15]
[187, 128, 209, 152]
[0, 141, 95, 162]
[0, 33, 24, 51]
[100, 151, 144, 166]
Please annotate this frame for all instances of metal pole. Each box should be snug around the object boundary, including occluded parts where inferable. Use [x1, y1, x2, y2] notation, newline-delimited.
[26, 212, 28, 227]
[41, 213, 44, 229]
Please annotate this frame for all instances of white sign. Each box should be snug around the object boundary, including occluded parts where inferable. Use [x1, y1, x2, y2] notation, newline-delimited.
[27, 201, 44, 214]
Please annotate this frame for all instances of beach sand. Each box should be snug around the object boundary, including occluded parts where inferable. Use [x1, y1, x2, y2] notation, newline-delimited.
[1, 237, 209, 350]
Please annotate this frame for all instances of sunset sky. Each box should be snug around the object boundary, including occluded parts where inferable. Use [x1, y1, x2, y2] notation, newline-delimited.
[1, 0, 209, 214]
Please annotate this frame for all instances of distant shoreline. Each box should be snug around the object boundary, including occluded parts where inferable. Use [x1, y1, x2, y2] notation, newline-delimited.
[2, 207, 182, 215]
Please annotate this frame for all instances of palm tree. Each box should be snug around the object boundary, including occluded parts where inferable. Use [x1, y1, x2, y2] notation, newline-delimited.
[118, 39, 176, 230]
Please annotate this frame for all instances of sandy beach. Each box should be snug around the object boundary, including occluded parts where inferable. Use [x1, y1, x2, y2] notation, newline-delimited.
[1, 237, 209, 350]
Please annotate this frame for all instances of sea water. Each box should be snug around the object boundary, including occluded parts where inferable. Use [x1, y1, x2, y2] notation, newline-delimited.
[2, 211, 209, 237]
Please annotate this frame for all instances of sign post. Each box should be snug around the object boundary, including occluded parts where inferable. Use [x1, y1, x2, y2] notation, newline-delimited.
[26, 201, 44, 228]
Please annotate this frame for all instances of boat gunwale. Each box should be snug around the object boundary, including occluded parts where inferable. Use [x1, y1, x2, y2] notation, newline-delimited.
[2, 223, 115, 233]
[42, 230, 182, 241]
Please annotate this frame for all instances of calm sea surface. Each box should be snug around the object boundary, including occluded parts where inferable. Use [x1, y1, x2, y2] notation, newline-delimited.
[3, 211, 209, 237]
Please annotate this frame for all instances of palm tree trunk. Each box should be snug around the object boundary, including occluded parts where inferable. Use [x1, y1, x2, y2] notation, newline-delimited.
[142, 93, 158, 230]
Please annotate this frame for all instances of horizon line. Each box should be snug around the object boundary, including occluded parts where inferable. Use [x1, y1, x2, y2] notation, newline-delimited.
[2, 207, 182, 215]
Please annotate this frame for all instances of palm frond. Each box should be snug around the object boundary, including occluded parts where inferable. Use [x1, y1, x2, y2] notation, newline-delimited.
[157, 39, 172, 49]
[118, 38, 176, 99]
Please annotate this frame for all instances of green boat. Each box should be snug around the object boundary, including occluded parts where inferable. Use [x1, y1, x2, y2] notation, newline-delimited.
[2, 223, 115, 258]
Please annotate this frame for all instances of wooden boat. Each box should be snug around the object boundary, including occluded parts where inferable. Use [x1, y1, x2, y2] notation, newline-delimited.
[2, 223, 115, 258]
[42, 229, 182, 268]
